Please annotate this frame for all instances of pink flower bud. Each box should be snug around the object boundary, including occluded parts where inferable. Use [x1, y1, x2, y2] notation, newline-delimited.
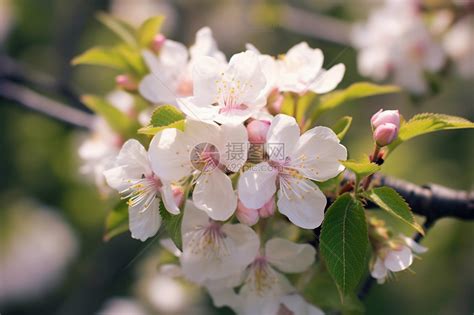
[371, 109, 400, 129]
[258, 197, 275, 218]
[115, 74, 137, 91]
[236, 201, 259, 226]
[151, 34, 166, 53]
[373, 123, 398, 147]
[247, 119, 271, 144]
[267, 88, 284, 115]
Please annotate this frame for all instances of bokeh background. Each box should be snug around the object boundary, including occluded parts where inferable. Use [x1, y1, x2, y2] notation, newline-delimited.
[0, 0, 472, 314]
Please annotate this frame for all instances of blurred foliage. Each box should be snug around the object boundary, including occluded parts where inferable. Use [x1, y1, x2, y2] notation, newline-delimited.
[0, 0, 472, 315]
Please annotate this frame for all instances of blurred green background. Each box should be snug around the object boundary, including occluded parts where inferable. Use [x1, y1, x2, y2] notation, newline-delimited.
[0, 0, 472, 314]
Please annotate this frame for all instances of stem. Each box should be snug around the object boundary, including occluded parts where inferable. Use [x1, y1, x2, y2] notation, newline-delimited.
[362, 145, 382, 190]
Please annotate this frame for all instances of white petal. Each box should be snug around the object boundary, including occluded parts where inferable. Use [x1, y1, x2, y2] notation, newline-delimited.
[267, 114, 300, 161]
[291, 126, 347, 181]
[138, 74, 177, 104]
[192, 55, 223, 105]
[161, 183, 180, 215]
[223, 223, 261, 271]
[184, 118, 221, 146]
[219, 123, 249, 172]
[129, 197, 161, 241]
[190, 27, 226, 62]
[401, 235, 428, 254]
[277, 179, 326, 229]
[384, 246, 413, 272]
[181, 200, 210, 235]
[238, 162, 278, 209]
[160, 238, 182, 257]
[214, 108, 254, 126]
[370, 257, 388, 280]
[193, 169, 237, 221]
[265, 238, 316, 273]
[207, 287, 241, 310]
[309, 63, 345, 94]
[280, 294, 324, 315]
[176, 96, 217, 122]
[149, 128, 193, 182]
[159, 40, 189, 70]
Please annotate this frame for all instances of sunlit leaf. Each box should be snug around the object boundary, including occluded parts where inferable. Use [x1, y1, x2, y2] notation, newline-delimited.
[72, 47, 130, 71]
[387, 113, 474, 154]
[366, 187, 424, 234]
[96, 12, 138, 47]
[137, 16, 165, 47]
[104, 202, 129, 241]
[150, 105, 185, 127]
[320, 193, 368, 296]
[341, 158, 380, 180]
[331, 116, 353, 140]
[138, 120, 185, 136]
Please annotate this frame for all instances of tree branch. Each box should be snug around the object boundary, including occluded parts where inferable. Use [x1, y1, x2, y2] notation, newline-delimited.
[0, 81, 94, 129]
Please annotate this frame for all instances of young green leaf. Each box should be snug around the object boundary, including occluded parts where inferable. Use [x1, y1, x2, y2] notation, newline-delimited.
[150, 105, 185, 127]
[96, 12, 138, 47]
[72, 47, 131, 71]
[159, 202, 184, 250]
[138, 120, 185, 136]
[387, 113, 474, 154]
[366, 186, 424, 234]
[331, 116, 353, 140]
[137, 16, 165, 47]
[104, 202, 129, 241]
[341, 159, 381, 180]
[82, 95, 134, 135]
[309, 82, 400, 122]
[320, 193, 369, 296]
[115, 44, 148, 76]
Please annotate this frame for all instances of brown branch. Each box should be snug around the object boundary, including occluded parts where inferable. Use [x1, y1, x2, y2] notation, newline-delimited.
[0, 81, 94, 129]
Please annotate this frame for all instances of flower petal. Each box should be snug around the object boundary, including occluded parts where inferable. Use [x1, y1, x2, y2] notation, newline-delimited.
[193, 169, 237, 221]
[192, 55, 223, 105]
[370, 257, 388, 280]
[139, 73, 177, 105]
[149, 128, 194, 182]
[291, 126, 347, 181]
[267, 114, 300, 161]
[129, 197, 161, 241]
[219, 123, 249, 172]
[161, 183, 181, 215]
[277, 179, 326, 229]
[265, 238, 316, 273]
[280, 294, 324, 315]
[181, 200, 210, 235]
[238, 162, 278, 209]
[309, 63, 345, 94]
[176, 96, 217, 122]
[384, 246, 413, 272]
[401, 235, 428, 254]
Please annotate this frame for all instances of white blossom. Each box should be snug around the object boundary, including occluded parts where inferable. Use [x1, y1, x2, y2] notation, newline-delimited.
[238, 114, 346, 229]
[149, 119, 248, 220]
[443, 16, 474, 78]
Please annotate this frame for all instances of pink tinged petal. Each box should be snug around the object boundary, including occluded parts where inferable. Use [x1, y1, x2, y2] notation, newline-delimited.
[258, 197, 276, 218]
[277, 179, 326, 229]
[401, 235, 428, 254]
[309, 63, 346, 94]
[238, 162, 278, 209]
[267, 114, 300, 161]
[370, 257, 388, 280]
[149, 128, 194, 182]
[193, 169, 237, 221]
[371, 109, 401, 129]
[236, 201, 260, 226]
[139, 74, 177, 105]
[219, 123, 249, 172]
[384, 246, 414, 272]
[160, 183, 181, 215]
[291, 126, 347, 182]
[265, 238, 316, 273]
[247, 119, 271, 144]
[128, 197, 161, 241]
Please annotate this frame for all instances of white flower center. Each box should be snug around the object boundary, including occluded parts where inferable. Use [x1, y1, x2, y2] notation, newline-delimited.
[122, 173, 162, 212]
[245, 256, 279, 297]
[188, 222, 229, 260]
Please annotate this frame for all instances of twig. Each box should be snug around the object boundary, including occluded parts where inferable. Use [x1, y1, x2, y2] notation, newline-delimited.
[279, 5, 352, 46]
[0, 81, 94, 129]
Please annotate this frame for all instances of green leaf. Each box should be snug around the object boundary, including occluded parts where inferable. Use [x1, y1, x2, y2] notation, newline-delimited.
[341, 158, 381, 180]
[137, 16, 165, 47]
[280, 92, 317, 125]
[72, 47, 131, 71]
[309, 82, 400, 122]
[331, 116, 353, 140]
[387, 113, 474, 153]
[82, 95, 134, 135]
[366, 186, 424, 235]
[115, 44, 147, 76]
[150, 105, 185, 127]
[104, 202, 129, 241]
[138, 120, 185, 135]
[159, 201, 184, 250]
[320, 193, 368, 296]
[304, 264, 365, 314]
[96, 12, 138, 47]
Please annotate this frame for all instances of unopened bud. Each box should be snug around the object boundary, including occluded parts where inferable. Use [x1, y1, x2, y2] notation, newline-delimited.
[151, 33, 166, 53]
[258, 197, 275, 218]
[247, 119, 271, 144]
[373, 123, 398, 147]
[371, 109, 400, 129]
[267, 88, 284, 115]
[115, 74, 138, 91]
[236, 201, 259, 226]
